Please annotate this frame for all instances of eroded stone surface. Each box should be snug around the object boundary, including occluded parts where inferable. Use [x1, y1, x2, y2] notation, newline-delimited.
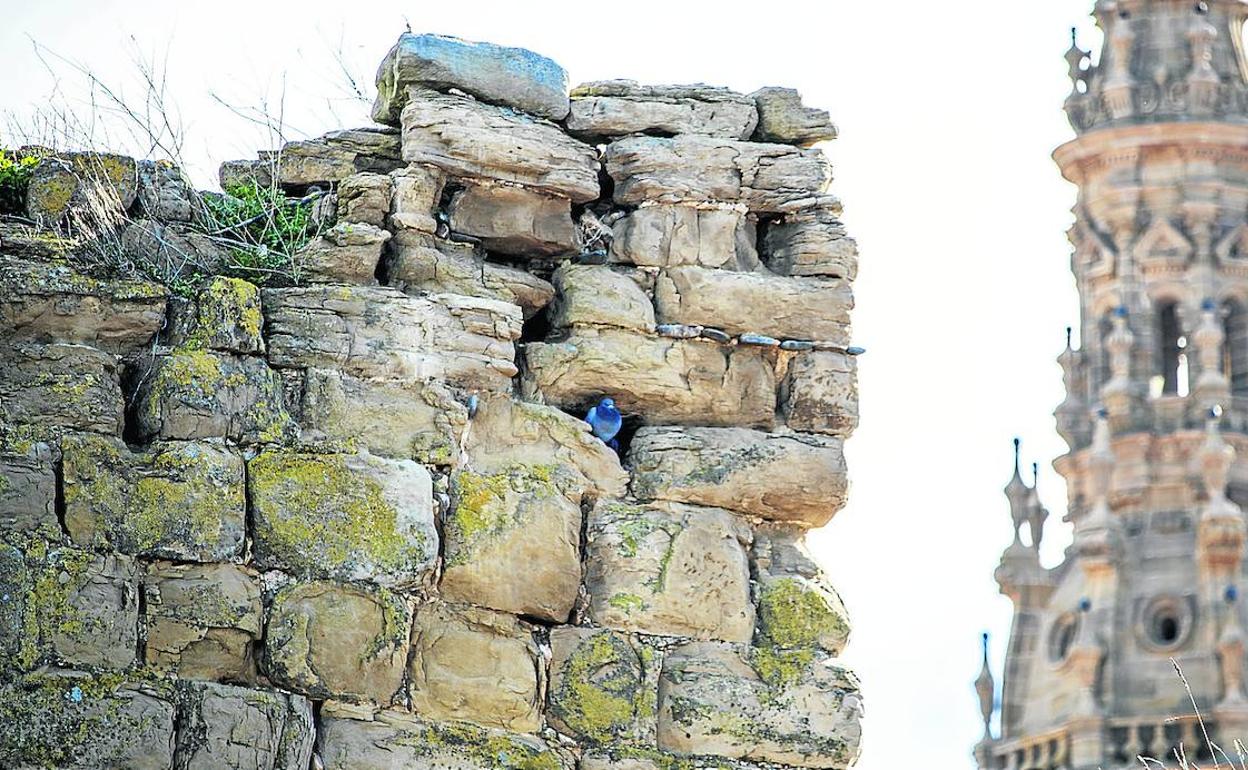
[605, 135, 831, 213]
[0, 440, 59, 540]
[133, 350, 294, 444]
[120, 219, 231, 282]
[753, 525, 851, 657]
[338, 172, 393, 226]
[522, 329, 776, 428]
[448, 182, 578, 257]
[547, 627, 658, 746]
[270, 128, 402, 186]
[388, 164, 445, 233]
[174, 680, 314, 770]
[568, 81, 758, 140]
[762, 202, 858, 280]
[299, 222, 391, 285]
[317, 707, 574, 770]
[0, 255, 166, 353]
[374, 32, 570, 124]
[586, 500, 754, 641]
[144, 562, 262, 681]
[657, 641, 862, 768]
[408, 602, 541, 732]
[628, 426, 848, 526]
[294, 367, 467, 465]
[248, 449, 437, 588]
[388, 230, 555, 319]
[25, 152, 139, 224]
[264, 581, 410, 705]
[610, 204, 759, 270]
[463, 393, 627, 497]
[441, 464, 582, 623]
[264, 285, 522, 391]
[751, 87, 838, 146]
[63, 434, 246, 562]
[0, 342, 123, 436]
[165, 276, 265, 354]
[655, 266, 851, 343]
[137, 159, 197, 222]
[781, 350, 859, 436]
[400, 89, 599, 202]
[551, 263, 654, 332]
[0, 672, 175, 770]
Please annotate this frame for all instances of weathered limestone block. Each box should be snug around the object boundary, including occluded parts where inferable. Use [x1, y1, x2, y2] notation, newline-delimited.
[781, 351, 859, 436]
[610, 204, 759, 270]
[628, 427, 846, 526]
[753, 525, 851, 656]
[0, 545, 135, 673]
[134, 350, 293, 444]
[263, 285, 522, 391]
[136, 158, 196, 221]
[166, 276, 265, 354]
[547, 627, 658, 745]
[298, 221, 390, 284]
[586, 500, 754, 641]
[389, 164, 445, 232]
[567, 81, 758, 140]
[162, 278, 263, 355]
[174, 680, 314, 770]
[0, 439, 59, 539]
[522, 329, 777, 428]
[0, 342, 123, 436]
[120, 219, 231, 281]
[751, 87, 838, 146]
[388, 230, 555, 319]
[374, 32, 570, 124]
[448, 181, 578, 257]
[338, 172, 392, 226]
[270, 127, 402, 186]
[605, 135, 832, 213]
[317, 707, 574, 770]
[408, 602, 542, 732]
[25, 152, 139, 224]
[579, 753, 679, 770]
[295, 367, 466, 465]
[657, 642, 862, 768]
[248, 450, 437, 588]
[144, 562, 262, 681]
[655, 266, 851, 344]
[0, 255, 166, 353]
[218, 159, 273, 191]
[62, 434, 246, 562]
[401, 89, 599, 202]
[763, 202, 858, 280]
[463, 393, 628, 497]
[0, 672, 175, 769]
[441, 464, 582, 623]
[264, 581, 410, 704]
[550, 263, 654, 333]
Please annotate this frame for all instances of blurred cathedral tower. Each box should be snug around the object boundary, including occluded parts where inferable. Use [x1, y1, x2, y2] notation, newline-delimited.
[976, 1, 1248, 768]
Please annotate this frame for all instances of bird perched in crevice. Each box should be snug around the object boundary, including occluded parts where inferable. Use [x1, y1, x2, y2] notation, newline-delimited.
[585, 397, 622, 451]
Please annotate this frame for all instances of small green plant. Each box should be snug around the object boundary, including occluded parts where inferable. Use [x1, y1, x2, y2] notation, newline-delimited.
[201, 178, 327, 286]
[0, 148, 44, 215]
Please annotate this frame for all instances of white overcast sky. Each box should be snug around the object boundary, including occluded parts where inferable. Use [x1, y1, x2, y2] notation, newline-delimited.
[2, 1, 1101, 766]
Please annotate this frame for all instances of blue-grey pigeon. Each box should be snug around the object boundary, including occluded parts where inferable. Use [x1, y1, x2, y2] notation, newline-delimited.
[585, 397, 622, 449]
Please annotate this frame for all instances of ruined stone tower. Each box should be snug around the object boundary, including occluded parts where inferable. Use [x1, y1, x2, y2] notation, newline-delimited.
[976, 2, 1248, 768]
[0, 33, 862, 769]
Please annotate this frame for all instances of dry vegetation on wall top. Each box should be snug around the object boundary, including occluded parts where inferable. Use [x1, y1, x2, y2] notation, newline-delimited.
[0, 30, 865, 770]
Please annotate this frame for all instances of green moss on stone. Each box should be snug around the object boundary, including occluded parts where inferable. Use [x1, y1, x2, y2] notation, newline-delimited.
[447, 464, 564, 566]
[757, 577, 848, 651]
[551, 631, 652, 745]
[392, 716, 564, 770]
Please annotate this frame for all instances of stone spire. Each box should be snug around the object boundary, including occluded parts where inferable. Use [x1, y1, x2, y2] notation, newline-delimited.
[1065, 0, 1248, 134]
[1004, 438, 1031, 541]
[974, 633, 996, 742]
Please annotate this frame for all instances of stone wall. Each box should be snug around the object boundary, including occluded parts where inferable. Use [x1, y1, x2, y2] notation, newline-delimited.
[0, 32, 863, 770]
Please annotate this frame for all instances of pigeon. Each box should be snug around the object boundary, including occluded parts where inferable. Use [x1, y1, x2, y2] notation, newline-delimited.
[585, 397, 623, 449]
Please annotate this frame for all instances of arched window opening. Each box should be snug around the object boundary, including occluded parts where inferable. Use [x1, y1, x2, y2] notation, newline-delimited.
[1223, 299, 1248, 395]
[1158, 302, 1188, 396]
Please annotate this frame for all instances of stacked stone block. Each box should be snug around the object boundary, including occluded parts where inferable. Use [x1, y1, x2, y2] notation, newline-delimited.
[0, 31, 862, 770]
